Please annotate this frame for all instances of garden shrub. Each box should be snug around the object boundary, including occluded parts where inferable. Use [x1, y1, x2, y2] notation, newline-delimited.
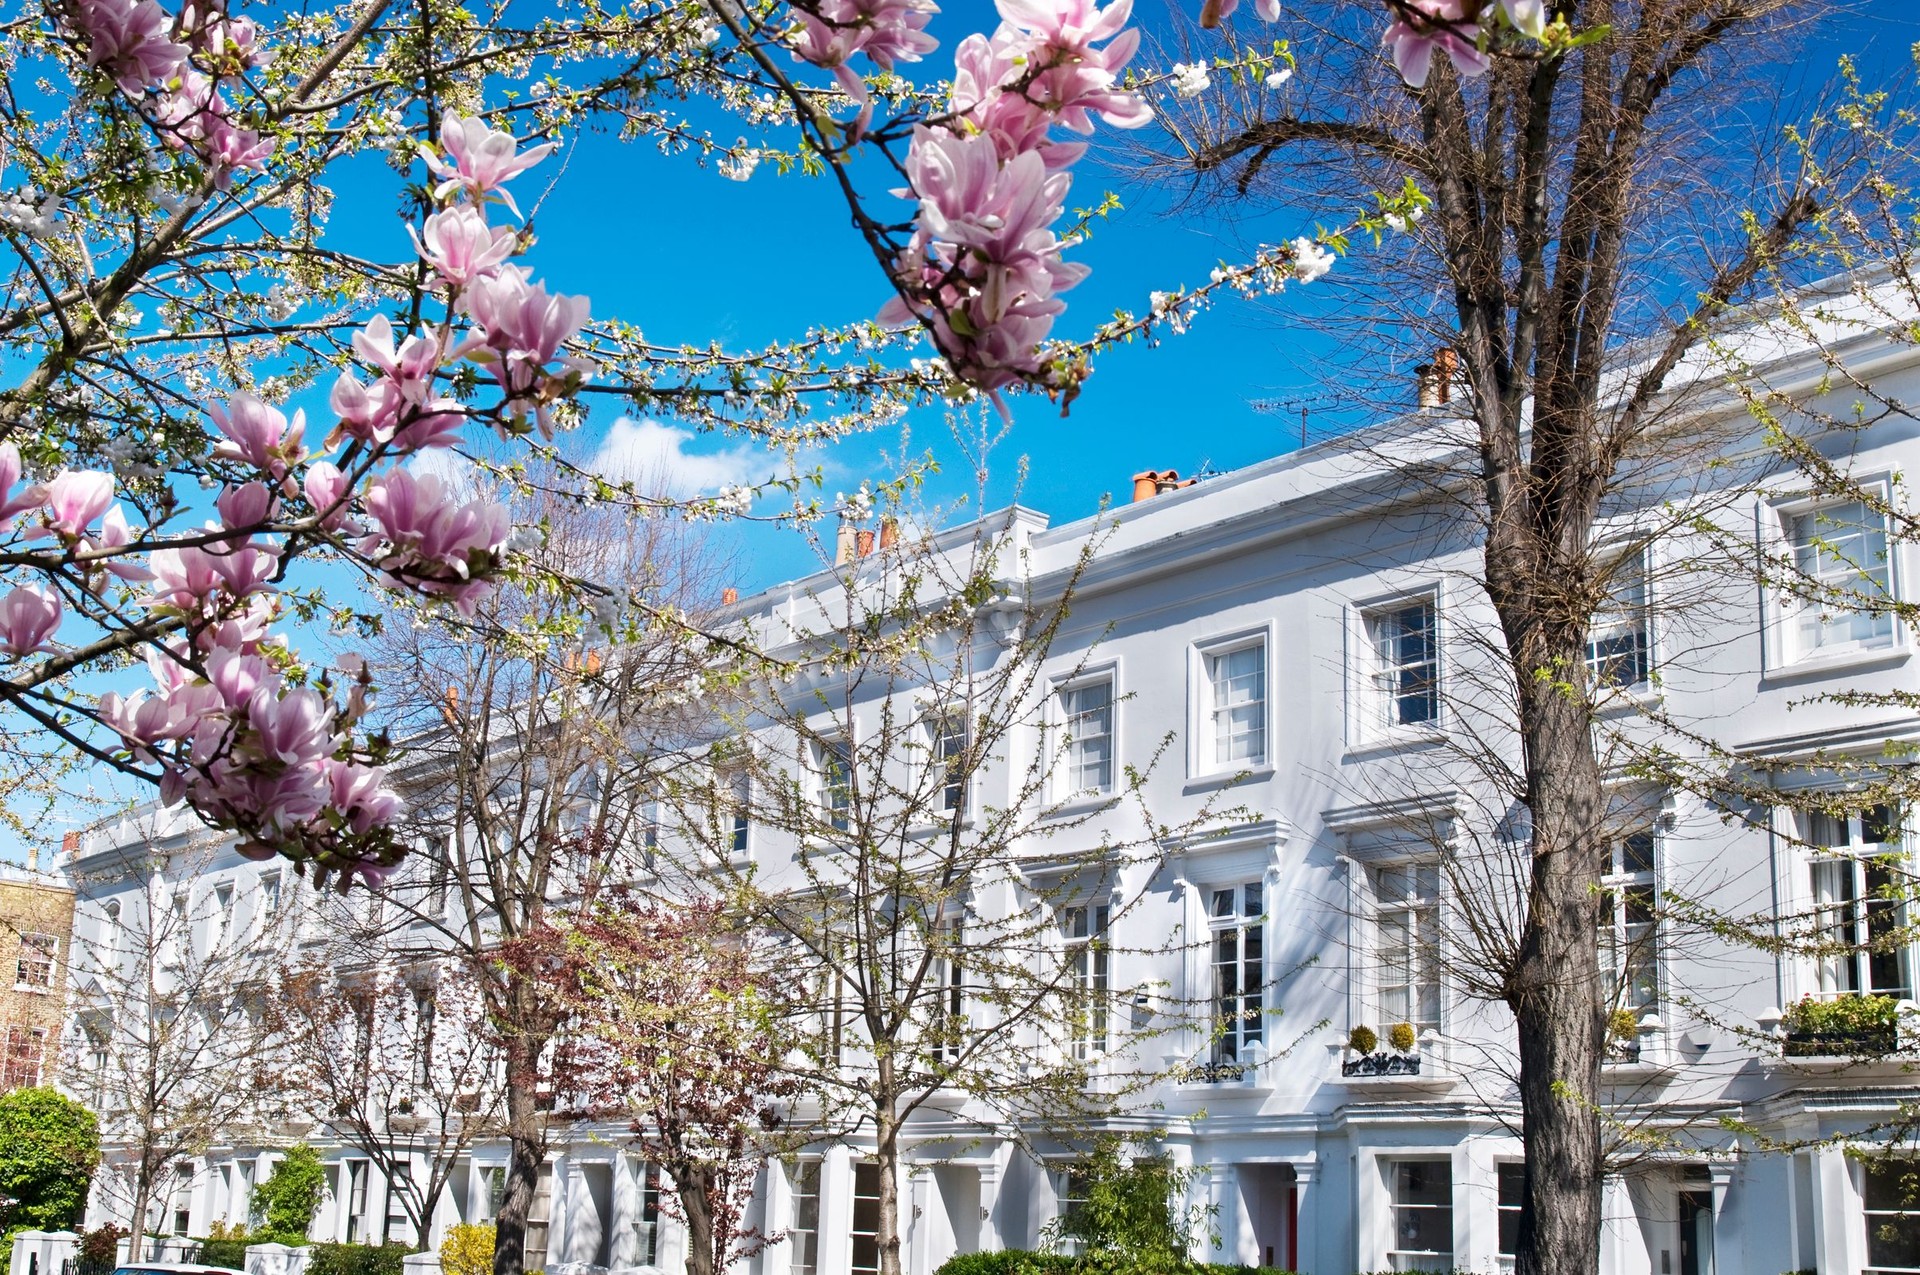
[440, 1224, 495, 1275]
[933, 1250, 1294, 1275]
[305, 1242, 410, 1275]
[192, 1237, 253, 1269]
[251, 1146, 325, 1241]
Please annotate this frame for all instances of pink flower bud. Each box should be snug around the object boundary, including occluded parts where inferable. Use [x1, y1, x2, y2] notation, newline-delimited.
[0, 584, 61, 655]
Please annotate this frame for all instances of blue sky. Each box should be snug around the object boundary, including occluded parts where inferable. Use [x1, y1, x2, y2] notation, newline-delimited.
[502, 0, 1919, 588]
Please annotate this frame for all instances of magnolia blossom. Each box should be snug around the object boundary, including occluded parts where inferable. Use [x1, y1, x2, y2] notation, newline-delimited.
[1383, 0, 1491, 88]
[360, 469, 511, 614]
[425, 115, 556, 217]
[786, 0, 939, 76]
[410, 203, 518, 289]
[210, 392, 304, 479]
[0, 585, 61, 656]
[461, 270, 592, 432]
[870, 0, 1146, 401]
[73, 0, 189, 92]
[42, 471, 115, 540]
[1200, 0, 1281, 23]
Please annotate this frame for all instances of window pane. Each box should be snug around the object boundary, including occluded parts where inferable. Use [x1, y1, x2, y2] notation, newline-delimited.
[1209, 644, 1266, 765]
[1868, 1162, 1920, 1274]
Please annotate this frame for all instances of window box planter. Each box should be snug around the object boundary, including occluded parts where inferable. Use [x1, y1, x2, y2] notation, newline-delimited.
[1780, 994, 1901, 1058]
[1341, 1050, 1421, 1077]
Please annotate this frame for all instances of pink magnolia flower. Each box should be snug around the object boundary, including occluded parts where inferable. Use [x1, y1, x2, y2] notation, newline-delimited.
[208, 647, 279, 709]
[201, 116, 276, 189]
[216, 481, 276, 531]
[787, 0, 940, 72]
[1197, 0, 1279, 24]
[0, 585, 61, 656]
[324, 758, 402, 835]
[74, 0, 190, 93]
[43, 470, 115, 539]
[1499, 0, 1546, 37]
[410, 204, 518, 289]
[245, 684, 332, 767]
[461, 271, 591, 430]
[148, 544, 224, 610]
[210, 393, 305, 478]
[424, 115, 556, 217]
[1384, 0, 1491, 88]
[360, 468, 510, 614]
[303, 462, 352, 531]
[87, 505, 154, 583]
[0, 443, 43, 527]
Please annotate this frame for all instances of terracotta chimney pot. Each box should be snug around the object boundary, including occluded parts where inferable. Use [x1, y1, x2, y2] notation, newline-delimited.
[1132, 472, 1161, 504]
[856, 529, 877, 556]
[721, 587, 739, 605]
[61, 831, 78, 858]
[879, 518, 899, 550]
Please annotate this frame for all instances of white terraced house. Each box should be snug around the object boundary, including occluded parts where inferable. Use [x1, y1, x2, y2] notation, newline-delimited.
[52, 277, 1920, 1275]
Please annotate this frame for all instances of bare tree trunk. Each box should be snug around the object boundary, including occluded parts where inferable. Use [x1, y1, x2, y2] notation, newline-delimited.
[672, 1167, 716, 1275]
[492, 1036, 542, 1275]
[126, 1162, 155, 1263]
[873, 1110, 902, 1275]
[1509, 675, 1608, 1275]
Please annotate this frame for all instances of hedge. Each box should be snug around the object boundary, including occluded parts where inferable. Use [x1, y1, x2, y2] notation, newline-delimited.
[305, 1242, 412, 1275]
[933, 1253, 1296, 1275]
[192, 1239, 252, 1270]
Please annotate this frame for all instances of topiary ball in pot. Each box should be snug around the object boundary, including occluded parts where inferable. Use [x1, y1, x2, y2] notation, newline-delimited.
[1388, 1021, 1417, 1053]
[1348, 1025, 1378, 1055]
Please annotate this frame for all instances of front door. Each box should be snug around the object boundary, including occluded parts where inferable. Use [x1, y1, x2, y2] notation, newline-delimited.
[1678, 1189, 1714, 1275]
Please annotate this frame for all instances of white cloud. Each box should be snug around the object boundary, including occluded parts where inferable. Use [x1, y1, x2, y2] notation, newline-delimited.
[588, 417, 766, 497]
[404, 445, 478, 495]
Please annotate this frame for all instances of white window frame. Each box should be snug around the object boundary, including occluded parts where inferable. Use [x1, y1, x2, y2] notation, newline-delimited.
[1350, 588, 1444, 748]
[1495, 1162, 1524, 1271]
[811, 733, 854, 834]
[2, 1024, 46, 1088]
[1585, 545, 1656, 693]
[1208, 882, 1266, 1071]
[1188, 626, 1273, 781]
[923, 708, 969, 820]
[930, 917, 967, 1062]
[1386, 1158, 1455, 1272]
[783, 1157, 820, 1275]
[1599, 827, 1660, 1018]
[1062, 900, 1111, 1061]
[726, 769, 752, 864]
[14, 931, 56, 991]
[1862, 1155, 1920, 1275]
[1366, 858, 1444, 1037]
[1051, 666, 1118, 804]
[1763, 481, 1905, 671]
[1804, 803, 1915, 1001]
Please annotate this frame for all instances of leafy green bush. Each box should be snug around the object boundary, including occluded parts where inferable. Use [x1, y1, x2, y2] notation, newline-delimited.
[0, 1087, 102, 1275]
[1782, 993, 1901, 1054]
[932, 1253, 1293, 1275]
[251, 1146, 326, 1240]
[305, 1242, 410, 1275]
[193, 1238, 253, 1269]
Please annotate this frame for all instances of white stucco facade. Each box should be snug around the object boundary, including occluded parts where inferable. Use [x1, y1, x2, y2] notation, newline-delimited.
[55, 288, 1920, 1275]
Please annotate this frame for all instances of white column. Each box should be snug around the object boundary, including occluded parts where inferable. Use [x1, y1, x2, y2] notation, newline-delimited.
[1289, 1161, 1319, 1275]
[761, 1159, 794, 1275]
[816, 1148, 853, 1275]
[978, 1160, 1003, 1253]
[1708, 1161, 1735, 1275]
[1810, 1146, 1859, 1275]
[1211, 1164, 1240, 1265]
[907, 1164, 932, 1275]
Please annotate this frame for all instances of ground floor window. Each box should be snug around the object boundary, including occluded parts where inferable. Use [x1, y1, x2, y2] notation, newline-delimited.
[786, 1159, 820, 1275]
[1496, 1163, 1522, 1268]
[630, 1159, 660, 1268]
[1866, 1160, 1920, 1275]
[851, 1162, 882, 1275]
[1388, 1160, 1452, 1272]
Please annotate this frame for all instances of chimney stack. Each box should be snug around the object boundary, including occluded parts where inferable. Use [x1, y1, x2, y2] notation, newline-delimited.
[61, 830, 78, 859]
[721, 587, 739, 606]
[1416, 347, 1458, 409]
[834, 517, 857, 565]
[1130, 469, 1197, 503]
